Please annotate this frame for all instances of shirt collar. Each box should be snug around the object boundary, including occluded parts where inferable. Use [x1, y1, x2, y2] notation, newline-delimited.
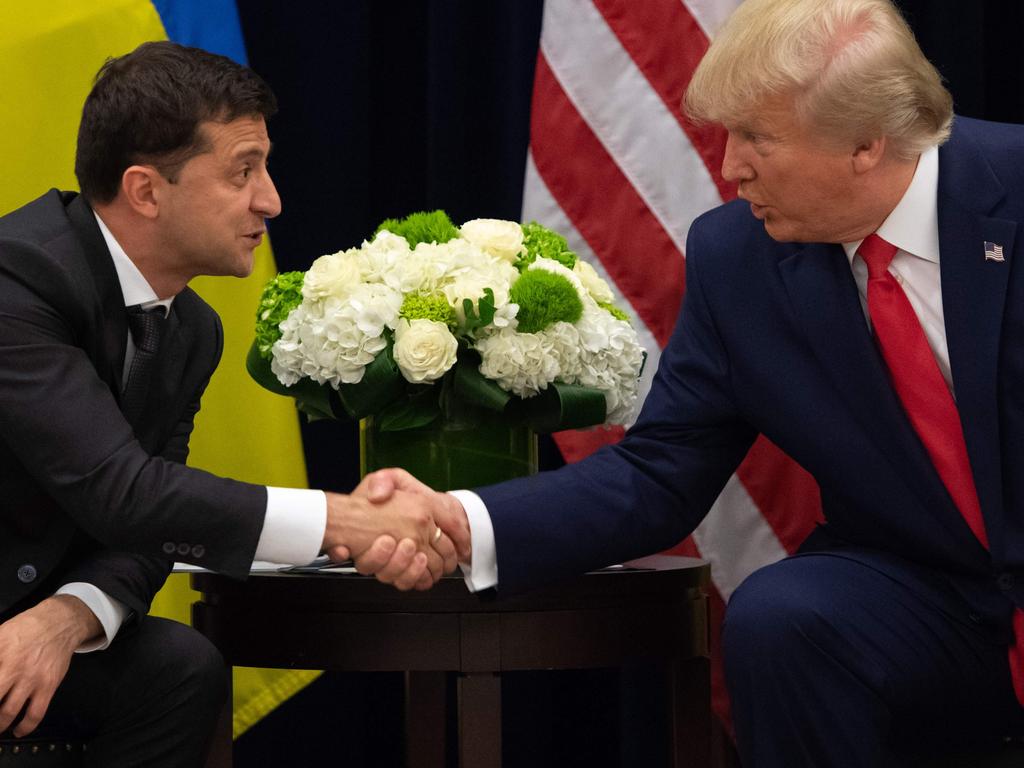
[842, 145, 940, 265]
[93, 211, 174, 315]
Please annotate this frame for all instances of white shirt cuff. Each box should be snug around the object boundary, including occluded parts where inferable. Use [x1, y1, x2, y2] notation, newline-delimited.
[55, 583, 129, 653]
[255, 487, 327, 565]
[448, 489, 498, 592]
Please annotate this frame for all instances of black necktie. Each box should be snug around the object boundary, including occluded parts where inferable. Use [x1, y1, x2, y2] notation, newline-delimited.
[122, 305, 167, 426]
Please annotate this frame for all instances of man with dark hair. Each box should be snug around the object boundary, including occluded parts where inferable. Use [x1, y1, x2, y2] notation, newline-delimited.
[0, 41, 452, 766]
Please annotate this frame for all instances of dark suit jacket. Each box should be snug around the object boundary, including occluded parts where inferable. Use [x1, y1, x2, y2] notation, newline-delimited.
[480, 116, 1024, 636]
[0, 190, 266, 622]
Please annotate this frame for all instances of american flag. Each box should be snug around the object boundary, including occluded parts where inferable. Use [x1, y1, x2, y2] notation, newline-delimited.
[985, 241, 1006, 262]
[521, 0, 824, 731]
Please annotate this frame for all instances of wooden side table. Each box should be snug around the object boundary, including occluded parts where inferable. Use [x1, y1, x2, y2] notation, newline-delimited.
[192, 554, 710, 768]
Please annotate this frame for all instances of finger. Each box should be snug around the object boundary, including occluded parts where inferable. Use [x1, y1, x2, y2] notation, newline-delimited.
[12, 692, 51, 738]
[391, 552, 429, 592]
[436, 497, 472, 561]
[414, 569, 435, 591]
[327, 545, 351, 562]
[431, 533, 458, 574]
[422, 545, 445, 585]
[363, 471, 397, 503]
[370, 539, 419, 584]
[0, 686, 28, 735]
[353, 536, 397, 575]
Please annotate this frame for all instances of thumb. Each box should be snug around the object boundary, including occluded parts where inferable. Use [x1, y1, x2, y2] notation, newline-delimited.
[364, 470, 398, 502]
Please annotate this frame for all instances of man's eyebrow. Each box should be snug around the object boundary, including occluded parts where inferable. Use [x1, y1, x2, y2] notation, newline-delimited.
[235, 142, 273, 161]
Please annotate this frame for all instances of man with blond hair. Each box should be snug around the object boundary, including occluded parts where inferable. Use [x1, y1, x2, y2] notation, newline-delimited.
[362, 0, 1024, 763]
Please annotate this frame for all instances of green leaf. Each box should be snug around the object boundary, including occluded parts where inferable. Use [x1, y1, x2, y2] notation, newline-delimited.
[245, 340, 345, 422]
[333, 343, 407, 419]
[376, 387, 440, 431]
[514, 382, 607, 433]
[462, 288, 496, 334]
[452, 352, 511, 412]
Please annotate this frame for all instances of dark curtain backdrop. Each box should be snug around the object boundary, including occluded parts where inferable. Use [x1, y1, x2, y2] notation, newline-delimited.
[232, 1, 1024, 766]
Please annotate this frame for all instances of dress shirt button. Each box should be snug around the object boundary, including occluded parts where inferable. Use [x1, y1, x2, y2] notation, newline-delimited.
[997, 573, 1015, 592]
[177, 543, 191, 556]
[191, 545, 205, 559]
[162, 542, 176, 555]
[16, 564, 37, 583]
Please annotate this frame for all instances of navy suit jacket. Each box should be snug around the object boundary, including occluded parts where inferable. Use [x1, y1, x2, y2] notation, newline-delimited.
[0, 191, 266, 622]
[479, 116, 1024, 637]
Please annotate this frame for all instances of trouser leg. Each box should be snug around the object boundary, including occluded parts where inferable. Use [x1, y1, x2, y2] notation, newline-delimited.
[723, 553, 1022, 768]
[36, 616, 228, 768]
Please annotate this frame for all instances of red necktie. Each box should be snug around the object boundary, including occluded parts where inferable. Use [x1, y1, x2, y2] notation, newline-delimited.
[858, 234, 1024, 706]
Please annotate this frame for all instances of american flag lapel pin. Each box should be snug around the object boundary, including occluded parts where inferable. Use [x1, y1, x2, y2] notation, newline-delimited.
[984, 241, 1006, 262]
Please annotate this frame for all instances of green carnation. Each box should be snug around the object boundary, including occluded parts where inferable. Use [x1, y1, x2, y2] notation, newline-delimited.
[510, 269, 583, 333]
[400, 292, 455, 325]
[520, 221, 576, 270]
[598, 301, 630, 323]
[375, 210, 459, 248]
[254, 271, 305, 360]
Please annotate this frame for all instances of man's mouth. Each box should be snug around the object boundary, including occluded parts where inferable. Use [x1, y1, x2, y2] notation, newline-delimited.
[244, 231, 264, 245]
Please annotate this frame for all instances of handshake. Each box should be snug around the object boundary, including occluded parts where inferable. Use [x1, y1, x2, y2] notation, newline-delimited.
[321, 469, 472, 591]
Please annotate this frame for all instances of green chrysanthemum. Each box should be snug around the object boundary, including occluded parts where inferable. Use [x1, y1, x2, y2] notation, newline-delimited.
[510, 270, 583, 333]
[375, 210, 459, 248]
[400, 292, 456, 326]
[598, 301, 630, 323]
[520, 221, 576, 270]
[254, 271, 305, 360]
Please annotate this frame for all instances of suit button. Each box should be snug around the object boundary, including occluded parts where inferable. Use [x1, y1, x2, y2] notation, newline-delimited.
[191, 545, 205, 559]
[177, 543, 191, 556]
[162, 542, 176, 555]
[968, 612, 982, 624]
[16, 564, 37, 583]
[997, 573, 1015, 591]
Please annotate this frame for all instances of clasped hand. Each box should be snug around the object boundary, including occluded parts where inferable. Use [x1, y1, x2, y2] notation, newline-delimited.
[323, 469, 471, 591]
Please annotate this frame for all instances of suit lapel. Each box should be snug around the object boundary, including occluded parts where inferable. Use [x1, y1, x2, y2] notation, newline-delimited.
[936, 127, 1015, 559]
[65, 194, 129, 393]
[778, 241, 967, 533]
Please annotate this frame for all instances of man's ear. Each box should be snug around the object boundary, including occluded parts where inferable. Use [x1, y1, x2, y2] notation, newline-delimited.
[851, 136, 886, 174]
[119, 165, 163, 219]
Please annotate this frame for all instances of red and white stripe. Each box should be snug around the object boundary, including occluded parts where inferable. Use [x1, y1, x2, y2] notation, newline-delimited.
[522, 0, 824, 729]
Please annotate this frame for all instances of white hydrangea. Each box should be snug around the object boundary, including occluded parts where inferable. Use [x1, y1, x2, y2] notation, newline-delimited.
[573, 305, 645, 424]
[270, 283, 402, 388]
[357, 231, 412, 283]
[475, 327, 560, 398]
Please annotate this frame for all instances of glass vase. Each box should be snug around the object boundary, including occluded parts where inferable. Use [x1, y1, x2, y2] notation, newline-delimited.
[359, 412, 538, 492]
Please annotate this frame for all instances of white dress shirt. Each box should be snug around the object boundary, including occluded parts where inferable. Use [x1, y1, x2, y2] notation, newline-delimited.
[57, 214, 327, 652]
[458, 145, 949, 594]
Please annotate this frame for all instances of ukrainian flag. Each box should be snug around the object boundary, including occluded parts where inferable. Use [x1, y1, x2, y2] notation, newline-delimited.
[0, 0, 319, 739]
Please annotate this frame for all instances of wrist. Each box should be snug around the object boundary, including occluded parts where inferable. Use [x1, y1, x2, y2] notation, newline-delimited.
[43, 595, 103, 650]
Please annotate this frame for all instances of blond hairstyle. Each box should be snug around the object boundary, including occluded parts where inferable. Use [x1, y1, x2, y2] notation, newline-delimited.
[685, 0, 953, 159]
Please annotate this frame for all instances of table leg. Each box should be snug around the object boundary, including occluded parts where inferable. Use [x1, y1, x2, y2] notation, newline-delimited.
[406, 672, 447, 768]
[203, 667, 233, 768]
[457, 673, 501, 768]
[669, 657, 711, 768]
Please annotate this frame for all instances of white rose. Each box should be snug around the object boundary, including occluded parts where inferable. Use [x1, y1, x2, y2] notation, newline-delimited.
[573, 259, 615, 305]
[393, 319, 459, 383]
[302, 250, 362, 300]
[459, 219, 525, 264]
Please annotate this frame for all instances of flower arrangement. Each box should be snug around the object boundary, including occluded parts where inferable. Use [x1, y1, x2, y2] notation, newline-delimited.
[248, 211, 646, 433]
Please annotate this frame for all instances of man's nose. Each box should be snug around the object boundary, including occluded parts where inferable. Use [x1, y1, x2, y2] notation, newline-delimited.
[721, 133, 753, 183]
[253, 170, 282, 219]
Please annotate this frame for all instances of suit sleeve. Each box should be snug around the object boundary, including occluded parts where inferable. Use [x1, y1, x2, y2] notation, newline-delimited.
[478, 224, 758, 592]
[0, 240, 266, 579]
[54, 348, 221, 620]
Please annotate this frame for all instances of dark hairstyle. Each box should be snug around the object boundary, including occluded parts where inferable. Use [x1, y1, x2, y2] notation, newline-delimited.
[75, 41, 278, 204]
